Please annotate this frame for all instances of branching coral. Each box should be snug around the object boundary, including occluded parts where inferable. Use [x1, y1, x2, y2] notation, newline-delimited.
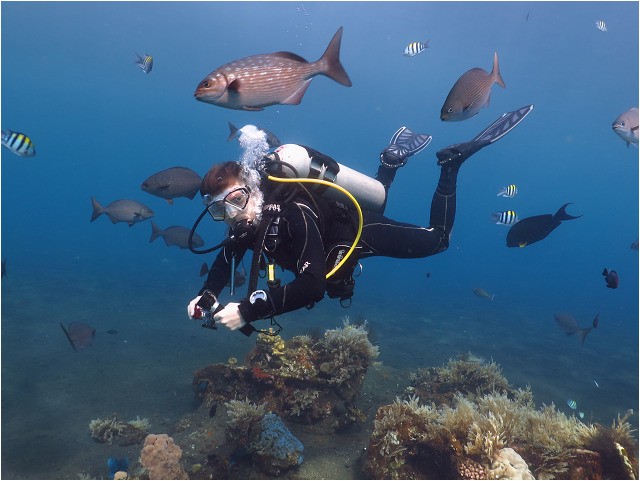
[224, 398, 269, 445]
[89, 415, 148, 446]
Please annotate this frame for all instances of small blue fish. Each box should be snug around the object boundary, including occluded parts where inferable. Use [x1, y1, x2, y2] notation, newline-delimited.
[595, 20, 607, 32]
[567, 399, 577, 410]
[578, 411, 585, 419]
[497, 184, 517, 198]
[135, 52, 153, 73]
[403, 40, 429, 57]
[1, 129, 36, 157]
[490, 210, 518, 225]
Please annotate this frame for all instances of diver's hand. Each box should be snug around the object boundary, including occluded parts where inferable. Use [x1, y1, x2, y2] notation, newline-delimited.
[214, 302, 247, 330]
[187, 296, 203, 319]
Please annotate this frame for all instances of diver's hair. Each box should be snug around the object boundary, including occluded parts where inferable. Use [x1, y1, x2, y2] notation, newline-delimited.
[201, 161, 246, 197]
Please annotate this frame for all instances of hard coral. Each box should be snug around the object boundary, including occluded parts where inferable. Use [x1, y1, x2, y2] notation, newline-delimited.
[139, 433, 188, 480]
[457, 458, 487, 480]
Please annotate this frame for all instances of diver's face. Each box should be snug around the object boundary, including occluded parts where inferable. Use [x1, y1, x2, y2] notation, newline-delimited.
[203, 185, 253, 224]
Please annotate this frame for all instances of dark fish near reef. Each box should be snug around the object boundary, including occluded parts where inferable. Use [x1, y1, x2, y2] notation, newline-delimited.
[60, 322, 96, 351]
[506, 203, 581, 248]
[141, 167, 202, 205]
[91, 198, 154, 226]
[592, 313, 600, 328]
[194, 27, 352, 111]
[209, 402, 218, 418]
[1, 129, 36, 157]
[553, 313, 593, 345]
[228, 122, 282, 148]
[602, 268, 619, 289]
[473, 287, 495, 301]
[150, 222, 204, 249]
[134, 52, 153, 73]
[440, 52, 506, 121]
[612, 107, 639, 147]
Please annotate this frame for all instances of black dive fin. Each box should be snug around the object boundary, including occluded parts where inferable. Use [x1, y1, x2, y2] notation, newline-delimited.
[382, 127, 432, 168]
[473, 104, 534, 144]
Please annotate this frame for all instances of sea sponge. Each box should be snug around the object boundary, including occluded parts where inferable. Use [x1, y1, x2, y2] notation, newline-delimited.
[251, 413, 304, 474]
[139, 433, 188, 480]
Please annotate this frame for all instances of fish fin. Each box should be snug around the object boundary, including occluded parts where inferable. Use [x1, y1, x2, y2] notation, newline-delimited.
[150, 221, 162, 243]
[281, 80, 312, 105]
[272, 51, 308, 63]
[60, 322, 78, 352]
[317, 26, 352, 86]
[519, 242, 527, 248]
[227, 121, 239, 141]
[602, 268, 608, 276]
[579, 327, 593, 345]
[227, 78, 242, 93]
[165, 198, 173, 205]
[90, 197, 104, 222]
[492, 52, 506, 88]
[626, 141, 630, 148]
[554, 203, 582, 221]
[242, 106, 264, 112]
[108, 215, 120, 224]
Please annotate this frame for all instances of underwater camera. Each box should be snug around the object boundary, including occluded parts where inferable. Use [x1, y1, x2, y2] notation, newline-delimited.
[194, 290, 224, 330]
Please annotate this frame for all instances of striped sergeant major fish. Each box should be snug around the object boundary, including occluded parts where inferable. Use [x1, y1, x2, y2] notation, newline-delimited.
[497, 184, 518, 198]
[595, 20, 607, 32]
[491, 210, 518, 225]
[1, 129, 36, 157]
[403, 40, 429, 57]
[135, 52, 153, 73]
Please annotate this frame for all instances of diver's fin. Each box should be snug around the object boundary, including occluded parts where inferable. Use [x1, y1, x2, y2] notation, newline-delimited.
[473, 104, 534, 144]
[381, 126, 432, 168]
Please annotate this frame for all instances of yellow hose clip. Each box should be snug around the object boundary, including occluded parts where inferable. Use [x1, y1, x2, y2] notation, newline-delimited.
[266, 175, 363, 279]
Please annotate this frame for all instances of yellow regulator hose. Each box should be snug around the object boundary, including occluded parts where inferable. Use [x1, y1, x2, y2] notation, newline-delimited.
[266, 175, 363, 279]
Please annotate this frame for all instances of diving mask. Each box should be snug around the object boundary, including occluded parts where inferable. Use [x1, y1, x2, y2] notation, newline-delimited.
[203, 186, 251, 221]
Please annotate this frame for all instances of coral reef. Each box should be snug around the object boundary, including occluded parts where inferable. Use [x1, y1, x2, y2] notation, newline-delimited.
[364, 358, 639, 480]
[88, 415, 148, 446]
[139, 433, 188, 480]
[191, 316, 379, 428]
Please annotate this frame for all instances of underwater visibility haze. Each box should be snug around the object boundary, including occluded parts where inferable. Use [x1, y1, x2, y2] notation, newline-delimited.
[1, 1, 638, 479]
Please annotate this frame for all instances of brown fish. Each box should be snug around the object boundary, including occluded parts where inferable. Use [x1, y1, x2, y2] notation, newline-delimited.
[194, 27, 351, 111]
[90, 198, 154, 226]
[472, 287, 495, 300]
[141, 167, 202, 205]
[441, 52, 506, 121]
[553, 313, 592, 345]
[150, 222, 203, 249]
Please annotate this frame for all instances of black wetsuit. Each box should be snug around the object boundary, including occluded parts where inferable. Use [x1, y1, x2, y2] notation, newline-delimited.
[200, 157, 461, 328]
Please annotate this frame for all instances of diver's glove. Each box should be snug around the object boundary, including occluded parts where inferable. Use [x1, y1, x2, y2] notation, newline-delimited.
[436, 104, 534, 168]
[380, 126, 432, 168]
[214, 302, 247, 331]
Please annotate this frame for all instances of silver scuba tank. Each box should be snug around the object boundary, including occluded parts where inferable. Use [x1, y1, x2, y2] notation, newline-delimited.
[264, 144, 386, 212]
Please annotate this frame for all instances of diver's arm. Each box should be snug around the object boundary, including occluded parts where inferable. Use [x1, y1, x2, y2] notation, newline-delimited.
[237, 204, 327, 322]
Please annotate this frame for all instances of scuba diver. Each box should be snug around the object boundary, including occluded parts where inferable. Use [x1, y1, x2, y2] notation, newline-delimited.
[187, 105, 534, 336]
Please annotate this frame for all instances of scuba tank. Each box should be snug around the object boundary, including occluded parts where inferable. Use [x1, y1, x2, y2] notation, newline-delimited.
[263, 144, 386, 212]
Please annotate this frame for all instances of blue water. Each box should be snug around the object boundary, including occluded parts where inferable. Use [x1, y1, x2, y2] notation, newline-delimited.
[2, 2, 638, 479]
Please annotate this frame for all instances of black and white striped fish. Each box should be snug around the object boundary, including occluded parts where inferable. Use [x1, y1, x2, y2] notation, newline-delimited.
[1, 129, 36, 157]
[403, 40, 429, 57]
[595, 20, 607, 32]
[135, 52, 153, 73]
[497, 184, 518, 198]
[491, 210, 518, 225]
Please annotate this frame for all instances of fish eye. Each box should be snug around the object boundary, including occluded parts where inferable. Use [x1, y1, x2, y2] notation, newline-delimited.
[620, 121, 625, 126]
[201, 81, 211, 89]
[447, 107, 453, 113]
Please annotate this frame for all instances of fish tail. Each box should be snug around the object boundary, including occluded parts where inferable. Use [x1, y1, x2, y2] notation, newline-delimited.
[555, 203, 582, 221]
[90, 197, 105, 222]
[489, 212, 501, 223]
[318, 27, 352, 87]
[227, 121, 239, 142]
[149, 221, 162, 243]
[492, 52, 506, 89]
[578, 327, 593, 345]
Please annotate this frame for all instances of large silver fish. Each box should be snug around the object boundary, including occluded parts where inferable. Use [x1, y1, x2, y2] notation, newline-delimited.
[141, 167, 202, 205]
[150, 222, 203, 249]
[194, 27, 351, 111]
[441, 52, 506, 121]
[612, 107, 639, 147]
[90, 198, 154, 226]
